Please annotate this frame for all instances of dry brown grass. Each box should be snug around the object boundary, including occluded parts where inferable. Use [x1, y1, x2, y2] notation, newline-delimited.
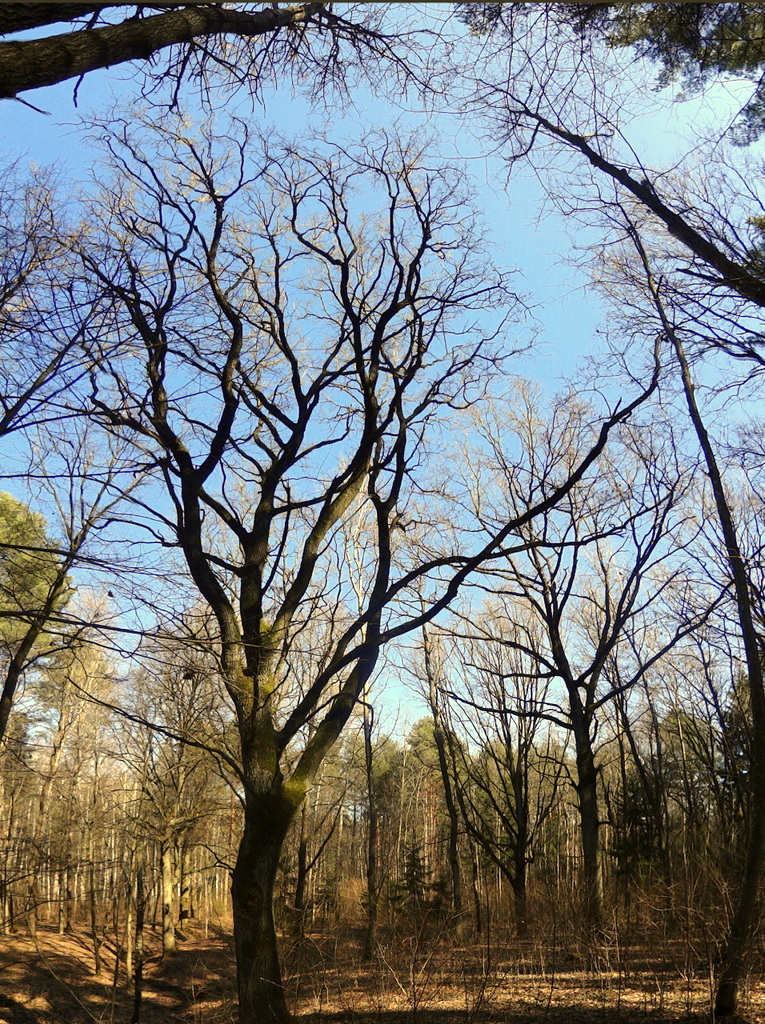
[0, 921, 762, 1024]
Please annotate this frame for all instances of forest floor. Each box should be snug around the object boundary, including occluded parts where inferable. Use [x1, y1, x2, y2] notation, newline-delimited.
[0, 921, 763, 1024]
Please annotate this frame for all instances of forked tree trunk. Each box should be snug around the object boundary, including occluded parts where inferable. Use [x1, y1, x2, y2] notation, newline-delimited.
[231, 793, 295, 1024]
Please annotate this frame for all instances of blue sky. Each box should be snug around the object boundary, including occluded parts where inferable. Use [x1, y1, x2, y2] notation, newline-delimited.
[1, 7, 761, 732]
[2, 12, 756, 396]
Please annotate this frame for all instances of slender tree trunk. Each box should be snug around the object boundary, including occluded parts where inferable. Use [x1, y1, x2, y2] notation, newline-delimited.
[111, 892, 121, 1011]
[470, 844, 482, 937]
[292, 803, 308, 937]
[362, 698, 378, 959]
[161, 837, 177, 955]
[179, 844, 191, 924]
[1, 787, 12, 935]
[58, 865, 72, 934]
[89, 838, 102, 976]
[422, 625, 463, 918]
[125, 894, 133, 987]
[633, 245, 765, 1015]
[666, 323, 765, 1016]
[132, 863, 144, 1024]
[231, 793, 295, 1024]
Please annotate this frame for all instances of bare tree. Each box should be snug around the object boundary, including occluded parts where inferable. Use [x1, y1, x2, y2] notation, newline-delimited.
[0, 166, 129, 746]
[616, 227, 765, 1016]
[419, 624, 463, 922]
[66, 113, 661, 1021]
[447, 384, 708, 934]
[442, 603, 564, 937]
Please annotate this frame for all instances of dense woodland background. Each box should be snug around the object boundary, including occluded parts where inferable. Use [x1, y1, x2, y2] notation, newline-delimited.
[4, 3, 765, 1023]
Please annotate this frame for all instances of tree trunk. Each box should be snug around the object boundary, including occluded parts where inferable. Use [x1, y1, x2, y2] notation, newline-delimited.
[0, 3, 329, 98]
[570, 695, 602, 934]
[664, 321, 765, 1017]
[179, 844, 192, 924]
[512, 875, 528, 939]
[89, 841, 102, 976]
[362, 699, 378, 959]
[125, 893, 133, 987]
[160, 837, 177, 955]
[58, 865, 72, 934]
[292, 803, 308, 936]
[131, 864, 144, 1024]
[512, 837, 529, 938]
[231, 793, 295, 1024]
[422, 624, 462, 917]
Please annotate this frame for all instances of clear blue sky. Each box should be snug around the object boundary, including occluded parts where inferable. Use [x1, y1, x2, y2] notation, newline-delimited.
[1, 13, 752, 393]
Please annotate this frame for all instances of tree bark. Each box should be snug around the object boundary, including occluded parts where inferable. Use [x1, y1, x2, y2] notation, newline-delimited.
[671, 328, 765, 1017]
[570, 695, 602, 934]
[0, 3, 326, 98]
[89, 845, 101, 976]
[421, 624, 463, 918]
[131, 863, 144, 1024]
[292, 803, 308, 937]
[160, 837, 177, 956]
[0, 5, 114, 36]
[512, 873, 528, 939]
[512, 793, 529, 938]
[633, 239, 765, 1016]
[470, 844, 483, 937]
[231, 792, 295, 1024]
[362, 699, 378, 959]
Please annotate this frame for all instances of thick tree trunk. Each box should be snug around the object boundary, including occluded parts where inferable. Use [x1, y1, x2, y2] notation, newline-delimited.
[0, 3, 327, 98]
[513, 878, 528, 939]
[231, 794, 295, 1024]
[570, 697, 602, 933]
[513, 840, 529, 938]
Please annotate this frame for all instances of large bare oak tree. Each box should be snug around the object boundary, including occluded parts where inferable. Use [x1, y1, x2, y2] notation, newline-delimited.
[71, 115, 659, 1021]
